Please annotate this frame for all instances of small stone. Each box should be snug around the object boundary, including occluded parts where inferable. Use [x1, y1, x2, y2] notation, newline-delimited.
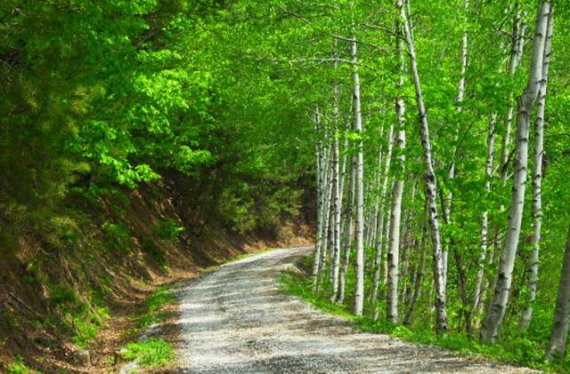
[114, 348, 128, 365]
[73, 350, 91, 367]
[280, 263, 302, 275]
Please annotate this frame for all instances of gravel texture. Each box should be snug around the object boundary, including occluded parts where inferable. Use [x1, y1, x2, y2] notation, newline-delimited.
[175, 246, 537, 373]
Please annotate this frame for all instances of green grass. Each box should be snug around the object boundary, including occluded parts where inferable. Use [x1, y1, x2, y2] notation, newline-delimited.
[7, 356, 35, 374]
[279, 270, 564, 373]
[136, 287, 175, 330]
[122, 338, 174, 367]
[121, 287, 176, 369]
[47, 285, 109, 349]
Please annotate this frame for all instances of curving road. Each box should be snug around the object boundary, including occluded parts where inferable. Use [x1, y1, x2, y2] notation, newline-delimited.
[175, 246, 535, 373]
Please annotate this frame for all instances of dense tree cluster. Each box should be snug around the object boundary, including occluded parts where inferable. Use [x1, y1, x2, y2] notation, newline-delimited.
[2, 0, 570, 370]
[0, 0, 309, 237]
[273, 0, 570, 368]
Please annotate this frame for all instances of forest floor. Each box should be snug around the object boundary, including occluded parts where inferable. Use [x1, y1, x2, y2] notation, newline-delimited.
[167, 246, 538, 373]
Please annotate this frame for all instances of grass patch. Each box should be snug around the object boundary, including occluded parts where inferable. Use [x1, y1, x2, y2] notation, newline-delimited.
[120, 287, 176, 369]
[279, 272, 355, 320]
[122, 338, 174, 367]
[7, 356, 35, 374]
[136, 287, 175, 330]
[47, 285, 109, 348]
[279, 269, 562, 373]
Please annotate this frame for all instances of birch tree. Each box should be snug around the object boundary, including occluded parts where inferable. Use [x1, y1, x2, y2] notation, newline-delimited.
[386, 15, 406, 323]
[399, 0, 448, 333]
[481, 1, 551, 343]
[519, 7, 553, 329]
[351, 34, 366, 317]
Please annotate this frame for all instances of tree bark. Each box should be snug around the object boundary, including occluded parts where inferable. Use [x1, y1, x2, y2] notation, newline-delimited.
[499, 3, 528, 182]
[351, 33, 366, 317]
[481, 1, 551, 343]
[337, 153, 356, 305]
[312, 106, 325, 288]
[386, 17, 406, 323]
[399, 0, 448, 333]
[330, 48, 343, 301]
[519, 6, 553, 329]
[473, 113, 497, 319]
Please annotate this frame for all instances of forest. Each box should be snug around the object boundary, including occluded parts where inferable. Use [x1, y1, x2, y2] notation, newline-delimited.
[1, 0, 570, 372]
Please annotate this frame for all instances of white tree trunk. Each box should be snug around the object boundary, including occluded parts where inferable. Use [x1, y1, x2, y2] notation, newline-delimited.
[473, 113, 497, 317]
[336, 122, 353, 304]
[317, 144, 334, 292]
[519, 7, 553, 329]
[442, 0, 469, 287]
[499, 4, 527, 182]
[400, 0, 448, 333]
[386, 18, 407, 323]
[351, 35, 366, 317]
[337, 154, 356, 304]
[312, 106, 325, 286]
[330, 57, 343, 301]
[370, 123, 394, 308]
[481, 1, 551, 343]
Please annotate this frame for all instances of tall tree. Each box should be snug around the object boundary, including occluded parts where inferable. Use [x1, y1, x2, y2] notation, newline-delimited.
[386, 15, 407, 324]
[519, 6, 553, 329]
[481, 1, 552, 343]
[399, 0, 448, 333]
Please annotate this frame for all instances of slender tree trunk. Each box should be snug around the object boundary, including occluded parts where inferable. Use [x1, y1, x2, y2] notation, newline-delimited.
[331, 52, 343, 301]
[499, 3, 527, 182]
[404, 222, 428, 326]
[316, 145, 334, 292]
[337, 154, 356, 305]
[473, 113, 497, 319]
[481, 1, 551, 343]
[400, 0, 448, 334]
[351, 34, 366, 317]
[441, 0, 469, 287]
[519, 7, 553, 329]
[546, 224, 570, 362]
[386, 18, 407, 323]
[312, 106, 325, 288]
[370, 123, 394, 308]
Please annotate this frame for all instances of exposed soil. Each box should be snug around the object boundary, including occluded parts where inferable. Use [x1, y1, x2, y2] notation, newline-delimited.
[0, 171, 312, 373]
[171, 246, 538, 374]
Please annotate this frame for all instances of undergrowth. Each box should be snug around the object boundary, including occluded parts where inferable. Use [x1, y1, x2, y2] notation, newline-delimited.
[47, 285, 109, 348]
[279, 270, 565, 373]
[121, 287, 176, 369]
[7, 356, 35, 374]
[136, 287, 175, 330]
[122, 338, 174, 367]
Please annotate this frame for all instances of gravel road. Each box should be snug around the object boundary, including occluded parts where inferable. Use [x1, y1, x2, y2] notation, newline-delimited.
[175, 246, 536, 373]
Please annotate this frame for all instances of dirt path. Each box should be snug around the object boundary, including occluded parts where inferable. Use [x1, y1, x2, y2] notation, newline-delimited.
[174, 246, 536, 373]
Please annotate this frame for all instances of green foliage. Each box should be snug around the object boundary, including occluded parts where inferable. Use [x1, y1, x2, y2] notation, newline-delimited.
[137, 287, 175, 330]
[47, 285, 108, 348]
[7, 356, 34, 374]
[280, 260, 565, 372]
[102, 221, 132, 252]
[122, 338, 174, 367]
[280, 272, 355, 321]
[154, 220, 184, 242]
